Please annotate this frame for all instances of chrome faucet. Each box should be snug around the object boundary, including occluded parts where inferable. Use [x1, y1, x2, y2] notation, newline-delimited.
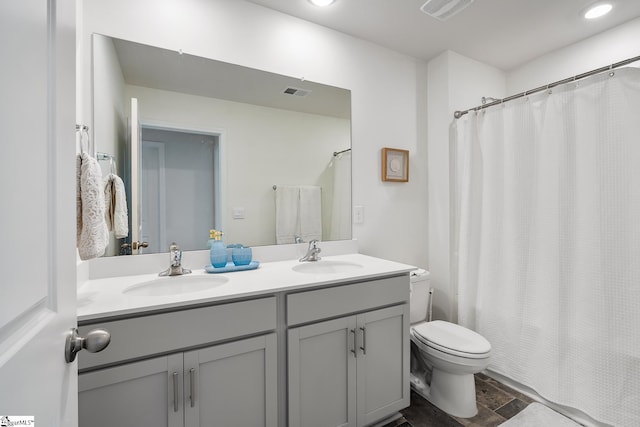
[159, 243, 192, 276]
[299, 239, 321, 262]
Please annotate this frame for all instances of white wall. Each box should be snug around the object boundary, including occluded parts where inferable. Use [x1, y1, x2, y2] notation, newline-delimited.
[508, 17, 640, 93]
[80, 0, 427, 267]
[427, 51, 506, 321]
[126, 84, 350, 247]
[92, 35, 126, 256]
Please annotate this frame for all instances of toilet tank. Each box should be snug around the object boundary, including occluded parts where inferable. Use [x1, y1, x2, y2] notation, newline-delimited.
[410, 269, 431, 324]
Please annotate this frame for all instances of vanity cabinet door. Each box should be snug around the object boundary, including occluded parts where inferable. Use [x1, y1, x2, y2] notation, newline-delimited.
[288, 316, 358, 427]
[184, 333, 278, 427]
[78, 354, 184, 427]
[356, 305, 410, 426]
[288, 305, 409, 427]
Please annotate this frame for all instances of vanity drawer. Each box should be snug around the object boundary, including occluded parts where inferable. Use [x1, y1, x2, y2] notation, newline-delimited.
[287, 275, 409, 326]
[78, 296, 277, 370]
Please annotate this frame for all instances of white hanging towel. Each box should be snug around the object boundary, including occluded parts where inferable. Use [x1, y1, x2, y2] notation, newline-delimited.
[76, 152, 109, 260]
[299, 186, 322, 242]
[104, 173, 129, 239]
[275, 186, 299, 244]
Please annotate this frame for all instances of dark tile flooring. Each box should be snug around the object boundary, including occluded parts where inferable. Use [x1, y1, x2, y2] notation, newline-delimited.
[387, 373, 535, 427]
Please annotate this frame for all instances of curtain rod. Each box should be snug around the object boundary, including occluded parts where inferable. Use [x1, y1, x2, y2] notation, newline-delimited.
[333, 148, 351, 156]
[453, 54, 640, 119]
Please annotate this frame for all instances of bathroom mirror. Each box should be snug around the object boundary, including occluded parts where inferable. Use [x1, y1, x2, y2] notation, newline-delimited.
[92, 34, 352, 256]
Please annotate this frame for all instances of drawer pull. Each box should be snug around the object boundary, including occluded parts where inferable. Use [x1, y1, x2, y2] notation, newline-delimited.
[360, 326, 367, 355]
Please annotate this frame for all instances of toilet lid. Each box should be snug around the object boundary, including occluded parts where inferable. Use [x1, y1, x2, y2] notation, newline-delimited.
[412, 320, 491, 356]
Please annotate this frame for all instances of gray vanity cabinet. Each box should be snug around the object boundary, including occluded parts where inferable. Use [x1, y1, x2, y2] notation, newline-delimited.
[77, 274, 410, 427]
[79, 333, 277, 427]
[287, 276, 410, 427]
[78, 296, 278, 427]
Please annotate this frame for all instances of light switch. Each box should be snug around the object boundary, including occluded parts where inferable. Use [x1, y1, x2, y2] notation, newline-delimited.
[353, 205, 364, 224]
[232, 207, 245, 219]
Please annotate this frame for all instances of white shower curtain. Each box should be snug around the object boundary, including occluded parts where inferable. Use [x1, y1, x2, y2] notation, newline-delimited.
[454, 67, 640, 427]
[329, 151, 351, 240]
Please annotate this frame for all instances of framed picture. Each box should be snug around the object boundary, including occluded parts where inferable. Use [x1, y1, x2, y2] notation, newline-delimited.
[382, 147, 409, 182]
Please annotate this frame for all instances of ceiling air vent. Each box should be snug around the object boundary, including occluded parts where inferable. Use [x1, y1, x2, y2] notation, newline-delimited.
[283, 87, 311, 97]
[420, 0, 474, 21]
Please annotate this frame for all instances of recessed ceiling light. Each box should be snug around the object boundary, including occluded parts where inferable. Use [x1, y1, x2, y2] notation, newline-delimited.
[308, 0, 335, 6]
[584, 3, 613, 19]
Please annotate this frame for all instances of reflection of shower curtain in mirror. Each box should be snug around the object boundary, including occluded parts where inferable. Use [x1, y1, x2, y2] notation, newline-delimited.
[453, 68, 640, 427]
[329, 151, 351, 240]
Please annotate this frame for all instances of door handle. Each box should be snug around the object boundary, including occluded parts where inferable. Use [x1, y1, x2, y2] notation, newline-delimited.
[350, 329, 357, 358]
[64, 328, 111, 363]
[132, 241, 149, 250]
[359, 326, 367, 355]
[189, 368, 196, 407]
[173, 372, 179, 412]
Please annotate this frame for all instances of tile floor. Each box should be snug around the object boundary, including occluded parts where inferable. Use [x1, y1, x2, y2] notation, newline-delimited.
[389, 373, 535, 427]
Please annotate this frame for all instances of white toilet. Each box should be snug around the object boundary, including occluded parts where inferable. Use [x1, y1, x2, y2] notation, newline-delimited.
[409, 270, 491, 418]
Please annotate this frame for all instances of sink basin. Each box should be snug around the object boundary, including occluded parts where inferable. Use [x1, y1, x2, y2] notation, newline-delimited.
[123, 275, 229, 296]
[292, 260, 363, 274]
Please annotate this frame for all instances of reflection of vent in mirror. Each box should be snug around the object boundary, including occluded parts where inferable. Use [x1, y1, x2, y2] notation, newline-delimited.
[283, 87, 312, 97]
[420, 0, 474, 21]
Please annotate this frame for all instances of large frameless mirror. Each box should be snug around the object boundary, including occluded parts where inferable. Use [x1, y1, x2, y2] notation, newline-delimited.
[92, 34, 352, 256]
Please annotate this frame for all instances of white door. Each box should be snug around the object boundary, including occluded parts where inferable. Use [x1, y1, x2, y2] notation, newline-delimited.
[140, 141, 167, 253]
[0, 0, 78, 425]
[129, 97, 143, 253]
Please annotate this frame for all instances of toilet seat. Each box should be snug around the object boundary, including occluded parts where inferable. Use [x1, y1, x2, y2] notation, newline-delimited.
[411, 320, 491, 359]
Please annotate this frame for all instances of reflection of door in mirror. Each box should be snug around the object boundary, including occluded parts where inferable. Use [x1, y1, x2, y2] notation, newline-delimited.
[140, 140, 166, 254]
[129, 98, 141, 254]
[139, 126, 219, 254]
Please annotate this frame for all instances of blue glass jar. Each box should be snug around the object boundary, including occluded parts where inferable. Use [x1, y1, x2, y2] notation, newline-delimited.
[232, 245, 252, 266]
[209, 230, 228, 268]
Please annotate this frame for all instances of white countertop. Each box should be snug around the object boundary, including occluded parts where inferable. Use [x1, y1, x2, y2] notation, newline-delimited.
[77, 253, 415, 323]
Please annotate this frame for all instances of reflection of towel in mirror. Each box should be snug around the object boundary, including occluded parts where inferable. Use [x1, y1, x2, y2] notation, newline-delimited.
[104, 173, 129, 239]
[76, 152, 109, 260]
[299, 186, 322, 242]
[275, 186, 299, 244]
[275, 185, 322, 244]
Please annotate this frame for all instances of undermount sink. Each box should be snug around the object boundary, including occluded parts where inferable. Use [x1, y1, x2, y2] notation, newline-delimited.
[123, 275, 229, 297]
[292, 260, 363, 274]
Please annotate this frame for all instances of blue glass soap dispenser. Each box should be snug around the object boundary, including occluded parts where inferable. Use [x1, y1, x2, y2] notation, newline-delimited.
[209, 229, 228, 268]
